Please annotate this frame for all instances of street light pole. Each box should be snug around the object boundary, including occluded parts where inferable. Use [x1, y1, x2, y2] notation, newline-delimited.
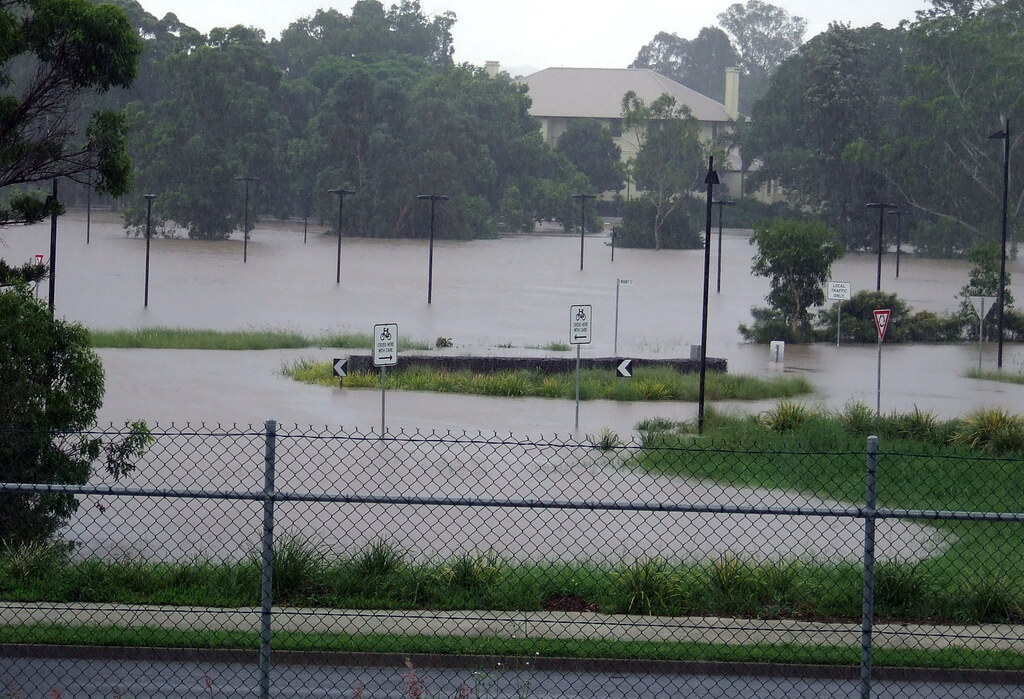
[698, 157, 720, 434]
[887, 209, 907, 279]
[989, 120, 1011, 368]
[47, 179, 58, 311]
[866, 202, 896, 291]
[328, 188, 355, 284]
[235, 175, 259, 263]
[417, 194, 449, 304]
[144, 193, 155, 307]
[571, 193, 597, 271]
[712, 200, 735, 293]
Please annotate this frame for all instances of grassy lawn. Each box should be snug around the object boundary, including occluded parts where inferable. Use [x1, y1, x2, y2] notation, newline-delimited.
[282, 361, 814, 402]
[90, 327, 430, 351]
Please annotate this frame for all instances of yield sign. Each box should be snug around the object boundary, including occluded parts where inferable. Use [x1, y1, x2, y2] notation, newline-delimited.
[332, 358, 348, 377]
[616, 359, 632, 378]
[873, 309, 891, 341]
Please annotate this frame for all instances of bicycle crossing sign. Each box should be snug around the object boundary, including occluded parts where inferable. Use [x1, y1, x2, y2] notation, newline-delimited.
[373, 323, 398, 366]
[873, 309, 891, 341]
[569, 305, 592, 345]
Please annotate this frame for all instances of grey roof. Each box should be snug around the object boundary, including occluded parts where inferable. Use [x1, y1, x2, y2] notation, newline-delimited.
[520, 67, 731, 123]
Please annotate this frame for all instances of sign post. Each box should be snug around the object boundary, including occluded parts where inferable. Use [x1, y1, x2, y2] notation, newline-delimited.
[569, 304, 592, 430]
[873, 309, 891, 414]
[614, 279, 632, 357]
[373, 323, 398, 435]
[332, 358, 348, 387]
[827, 281, 852, 346]
[968, 296, 997, 373]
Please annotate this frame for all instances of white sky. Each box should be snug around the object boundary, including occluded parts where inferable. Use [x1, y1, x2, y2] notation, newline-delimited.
[136, 0, 930, 74]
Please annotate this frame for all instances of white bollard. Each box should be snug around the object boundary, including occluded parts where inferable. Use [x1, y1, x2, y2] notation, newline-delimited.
[770, 340, 785, 362]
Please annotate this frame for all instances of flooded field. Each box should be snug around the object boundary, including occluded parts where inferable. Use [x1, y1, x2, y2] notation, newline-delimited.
[6, 210, 999, 562]
[5, 209, 1022, 430]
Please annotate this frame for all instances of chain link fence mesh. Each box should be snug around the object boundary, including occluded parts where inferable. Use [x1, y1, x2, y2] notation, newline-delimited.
[2, 421, 1023, 697]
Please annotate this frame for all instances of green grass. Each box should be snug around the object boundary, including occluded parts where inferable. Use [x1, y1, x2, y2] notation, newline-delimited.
[1, 624, 1022, 672]
[90, 327, 430, 351]
[282, 363, 814, 402]
[965, 367, 1024, 385]
[2, 537, 1020, 627]
[629, 403, 1024, 624]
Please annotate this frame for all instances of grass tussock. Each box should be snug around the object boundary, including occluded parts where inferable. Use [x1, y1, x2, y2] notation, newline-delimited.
[4, 539, 1020, 627]
[90, 327, 430, 351]
[282, 363, 814, 403]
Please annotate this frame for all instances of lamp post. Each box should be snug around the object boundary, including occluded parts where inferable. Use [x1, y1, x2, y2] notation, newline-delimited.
[143, 193, 155, 307]
[866, 202, 897, 291]
[571, 193, 597, 270]
[698, 157, 720, 434]
[328, 188, 355, 284]
[712, 199, 735, 293]
[887, 208, 907, 279]
[235, 175, 259, 263]
[989, 119, 1011, 369]
[417, 194, 449, 304]
[47, 179, 58, 310]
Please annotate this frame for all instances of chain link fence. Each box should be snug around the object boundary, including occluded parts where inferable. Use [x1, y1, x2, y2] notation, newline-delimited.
[2, 421, 1023, 697]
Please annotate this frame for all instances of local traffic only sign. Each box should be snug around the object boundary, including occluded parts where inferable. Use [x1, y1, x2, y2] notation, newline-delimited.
[873, 309, 891, 414]
[569, 305, 592, 345]
[828, 281, 852, 346]
[617, 359, 632, 378]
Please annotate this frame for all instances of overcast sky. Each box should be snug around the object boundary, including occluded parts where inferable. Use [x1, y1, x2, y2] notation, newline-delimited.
[137, 0, 930, 75]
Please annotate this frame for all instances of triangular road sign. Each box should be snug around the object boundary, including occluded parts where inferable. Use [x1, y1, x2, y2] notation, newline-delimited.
[873, 309, 891, 341]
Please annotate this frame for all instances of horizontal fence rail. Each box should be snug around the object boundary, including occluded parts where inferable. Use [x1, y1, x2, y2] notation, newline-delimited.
[2, 421, 1023, 698]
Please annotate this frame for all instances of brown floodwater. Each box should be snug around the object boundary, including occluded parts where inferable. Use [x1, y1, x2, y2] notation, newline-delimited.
[3, 211, 1015, 562]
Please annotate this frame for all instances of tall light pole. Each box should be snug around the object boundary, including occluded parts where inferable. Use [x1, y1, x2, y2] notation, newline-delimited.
[989, 119, 1011, 368]
[712, 199, 735, 293]
[571, 193, 597, 270]
[417, 194, 448, 304]
[143, 193, 156, 307]
[235, 175, 259, 263]
[866, 202, 897, 291]
[47, 179, 58, 311]
[328, 188, 355, 284]
[698, 157, 720, 434]
[887, 208, 907, 279]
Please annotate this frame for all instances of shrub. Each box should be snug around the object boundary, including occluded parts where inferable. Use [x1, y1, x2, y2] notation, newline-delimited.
[614, 197, 702, 250]
[759, 401, 813, 432]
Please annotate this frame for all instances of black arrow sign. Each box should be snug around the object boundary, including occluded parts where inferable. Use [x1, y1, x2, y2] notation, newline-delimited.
[616, 359, 632, 378]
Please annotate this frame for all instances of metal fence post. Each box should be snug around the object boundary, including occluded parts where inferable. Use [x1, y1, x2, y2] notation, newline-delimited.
[859, 435, 879, 699]
[259, 420, 277, 699]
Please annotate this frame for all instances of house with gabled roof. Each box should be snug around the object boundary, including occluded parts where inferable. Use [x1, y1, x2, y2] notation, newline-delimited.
[512, 65, 771, 201]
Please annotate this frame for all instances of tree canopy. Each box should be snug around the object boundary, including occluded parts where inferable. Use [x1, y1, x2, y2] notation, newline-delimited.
[0, 0, 142, 282]
[120, 0, 582, 240]
[745, 0, 1022, 256]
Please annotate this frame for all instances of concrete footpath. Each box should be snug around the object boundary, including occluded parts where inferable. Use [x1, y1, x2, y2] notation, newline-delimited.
[4, 602, 1024, 653]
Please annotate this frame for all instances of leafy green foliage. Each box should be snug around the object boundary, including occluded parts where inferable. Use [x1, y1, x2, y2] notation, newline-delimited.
[0, 0, 141, 201]
[614, 197, 702, 250]
[0, 288, 150, 544]
[555, 119, 623, 193]
[746, 218, 842, 337]
[621, 91, 708, 250]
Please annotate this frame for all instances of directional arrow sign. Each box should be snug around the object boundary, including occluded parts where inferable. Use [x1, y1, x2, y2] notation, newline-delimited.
[569, 304, 592, 345]
[332, 358, 348, 378]
[873, 309, 891, 341]
[373, 323, 398, 367]
[616, 359, 632, 378]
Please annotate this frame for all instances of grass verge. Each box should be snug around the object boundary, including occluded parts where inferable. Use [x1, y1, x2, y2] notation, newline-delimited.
[965, 367, 1024, 386]
[2, 625, 1022, 672]
[90, 327, 430, 351]
[282, 362, 813, 402]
